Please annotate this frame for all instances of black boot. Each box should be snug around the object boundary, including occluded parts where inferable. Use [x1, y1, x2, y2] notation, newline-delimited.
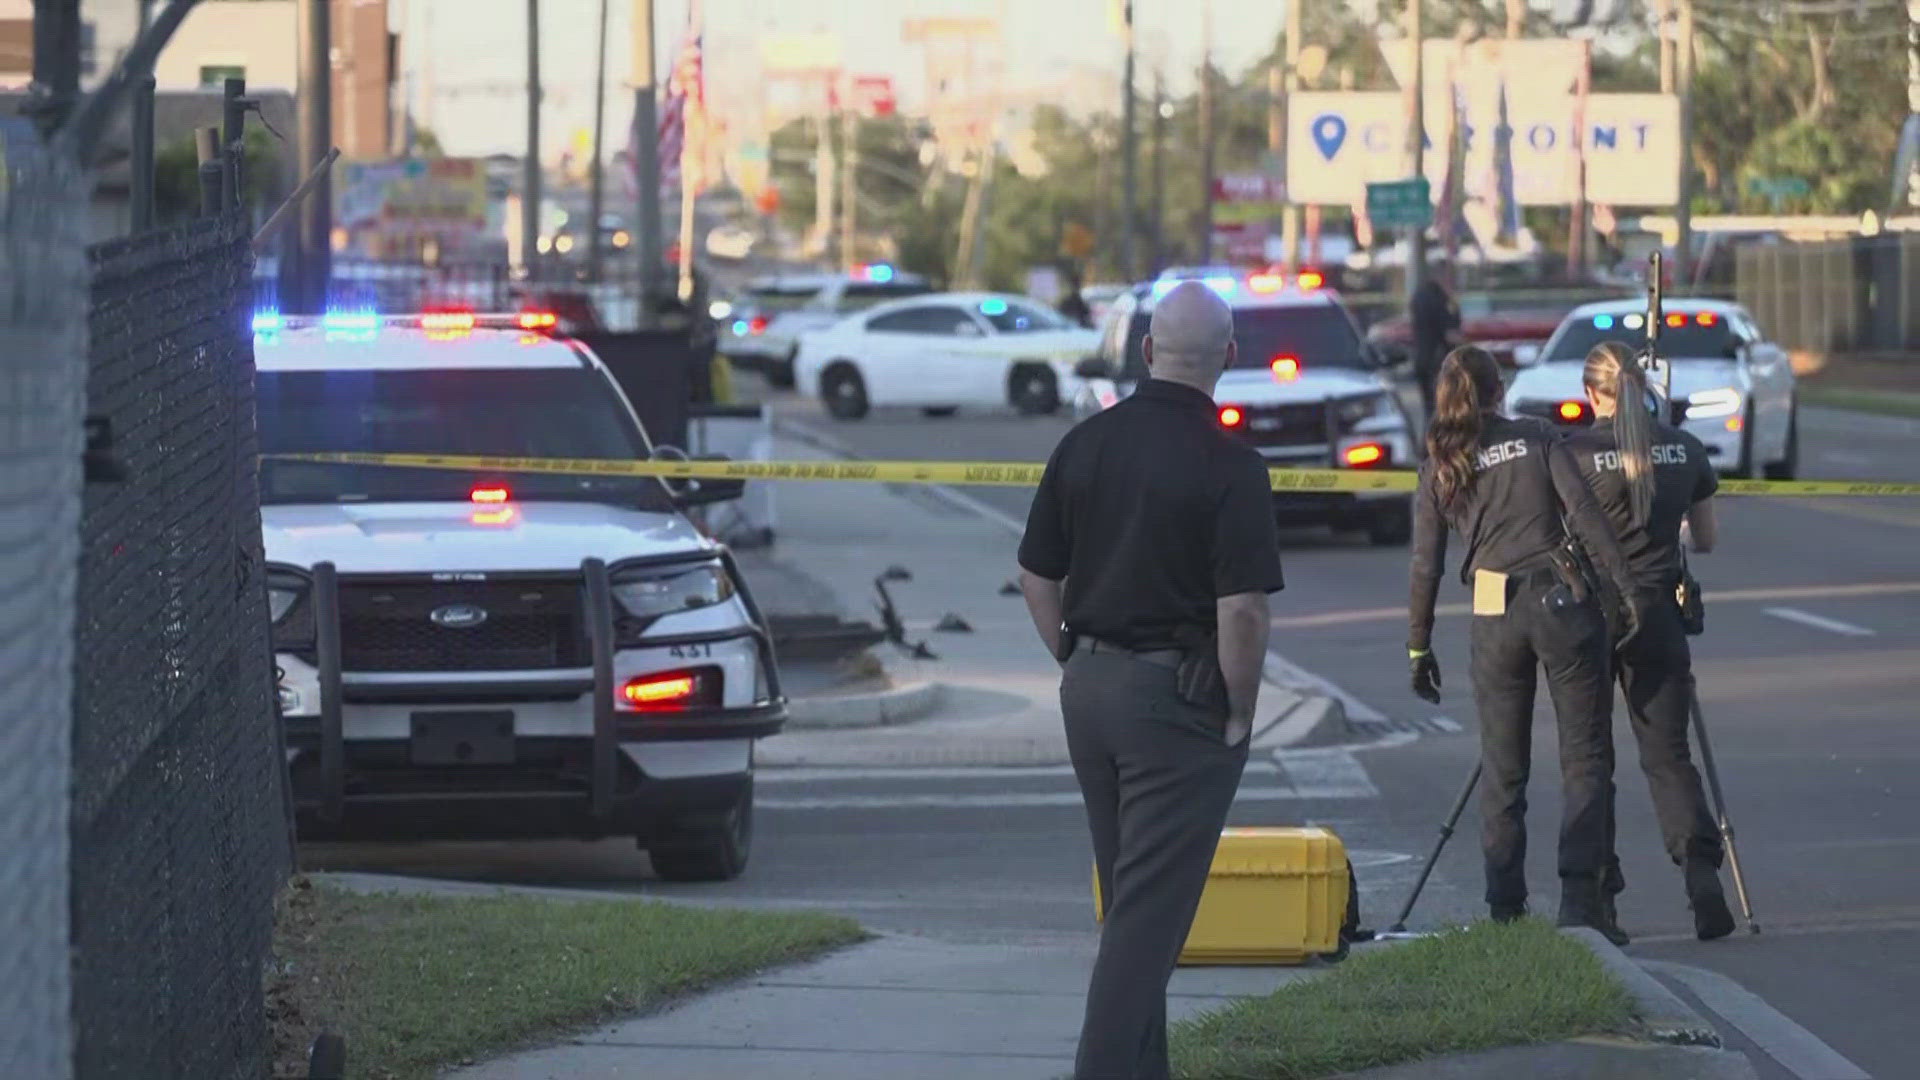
[1686, 856, 1736, 941]
[1558, 877, 1630, 947]
[1489, 902, 1528, 924]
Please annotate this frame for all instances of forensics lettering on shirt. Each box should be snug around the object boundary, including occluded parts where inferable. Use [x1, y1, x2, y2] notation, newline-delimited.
[1590, 443, 1689, 472]
[1475, 439, 1529, 471]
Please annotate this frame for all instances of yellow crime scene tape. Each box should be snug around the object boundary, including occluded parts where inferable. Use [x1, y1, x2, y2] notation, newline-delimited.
[268, 452, 1920, 498]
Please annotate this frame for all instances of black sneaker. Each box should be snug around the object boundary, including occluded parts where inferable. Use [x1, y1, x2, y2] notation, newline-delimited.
[1558, 879, 1631, 947]
[1490, 903, 1529, 923]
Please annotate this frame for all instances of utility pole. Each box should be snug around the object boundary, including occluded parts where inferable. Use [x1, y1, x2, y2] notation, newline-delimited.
[523, 0, 543, 279]
[1150, 69, 1167, 275]
[1279, 0, 1303, 271]
[1674, 0, 1695, 287]
[633, 0, 663, 322]
[815, 103, 836, 263]
[29, 0, 82, 135]
[1120, 0, 1137, 281]
[586, 0, 610, 281]
[296, 0, 333, 315]
[1657, 0, 1675, 94]
[1197, 0, 1216, 262]
[1405, 0, 1426, 302]
[840, 89, 858, 271]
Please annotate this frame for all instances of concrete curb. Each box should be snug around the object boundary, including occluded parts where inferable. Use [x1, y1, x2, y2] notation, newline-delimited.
[785, 680, 946, 730]
[1560, 927, 1724, 1048]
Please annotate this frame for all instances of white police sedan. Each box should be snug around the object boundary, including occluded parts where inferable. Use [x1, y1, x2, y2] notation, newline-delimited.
[1505, 298, 1798, 479]
[793, 291, 1100, 420]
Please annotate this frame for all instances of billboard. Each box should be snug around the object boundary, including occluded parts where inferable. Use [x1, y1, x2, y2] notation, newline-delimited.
[334, 158, 489, 240]
[1287, 91, 1680, 208]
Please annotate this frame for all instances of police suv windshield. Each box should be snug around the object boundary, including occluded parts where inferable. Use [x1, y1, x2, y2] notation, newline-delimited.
[1543, 313, 1739, 362]
[1112, 304, 1366, 381]
[256, 367, 672, 509]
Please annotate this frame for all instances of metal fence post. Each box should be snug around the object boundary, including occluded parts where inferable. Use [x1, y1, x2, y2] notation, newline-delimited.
[222, 77, 249, 213]
[131, 77, 156, 234]
[196, 127, 224, 217]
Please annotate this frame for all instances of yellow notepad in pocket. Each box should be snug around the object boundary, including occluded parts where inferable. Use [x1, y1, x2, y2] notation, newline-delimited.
[1473, 569, 1509, 616]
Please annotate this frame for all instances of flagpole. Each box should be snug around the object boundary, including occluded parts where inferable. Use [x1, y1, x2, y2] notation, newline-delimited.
[676, 0, 701, 302]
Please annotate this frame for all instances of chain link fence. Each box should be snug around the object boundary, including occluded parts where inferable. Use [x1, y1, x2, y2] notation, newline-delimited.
[0, 117, 88, 1080]
[70, 215, 290, 1079]
[1736, 234, 1920, 358]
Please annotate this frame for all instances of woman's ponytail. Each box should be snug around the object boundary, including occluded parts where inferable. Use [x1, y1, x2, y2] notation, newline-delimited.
[1583, 341, 1655, 524]
[1426, 346, 1504, 515]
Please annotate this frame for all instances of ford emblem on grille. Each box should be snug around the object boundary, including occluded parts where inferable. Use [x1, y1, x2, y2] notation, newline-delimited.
[429, 604, 489, 629]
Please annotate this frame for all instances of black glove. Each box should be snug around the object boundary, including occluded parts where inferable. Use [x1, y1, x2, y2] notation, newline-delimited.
[1410, 648, 1442, 704]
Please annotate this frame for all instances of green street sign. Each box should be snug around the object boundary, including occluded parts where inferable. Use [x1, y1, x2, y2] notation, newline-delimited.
[1366, 178, 1432, 228]
[1747, 176, 1809, 199]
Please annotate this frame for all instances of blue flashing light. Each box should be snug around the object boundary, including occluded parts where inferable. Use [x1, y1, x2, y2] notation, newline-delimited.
[1593, 314, 1615, 330]
[251, 310, 282, 333]
[980, 297, 1010, 316]
[731, 319, 750, 336]
[321, 310, 381, 333]
[866, 263, 896, 283]
[1204, 275, 1237, 295]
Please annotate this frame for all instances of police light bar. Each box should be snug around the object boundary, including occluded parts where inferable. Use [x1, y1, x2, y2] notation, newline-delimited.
[854, 263, 896, 283]
[249, 310, 569, 335]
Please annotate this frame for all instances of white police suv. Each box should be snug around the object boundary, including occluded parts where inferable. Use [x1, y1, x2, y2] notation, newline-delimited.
[1505, 298, 1799, 479]
[253, 308, 784, 880]
[1073, 273, 1417, 545]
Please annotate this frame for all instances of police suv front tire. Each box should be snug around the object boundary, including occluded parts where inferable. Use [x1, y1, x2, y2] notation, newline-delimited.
[1010, 363, 1060, 416]
[648, 781, 754, 883]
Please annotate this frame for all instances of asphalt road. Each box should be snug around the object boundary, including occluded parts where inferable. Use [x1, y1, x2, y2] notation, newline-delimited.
[306, 390, 1918, 1080]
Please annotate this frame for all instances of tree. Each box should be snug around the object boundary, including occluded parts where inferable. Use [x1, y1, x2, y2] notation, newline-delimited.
[153, 127, 284, 224]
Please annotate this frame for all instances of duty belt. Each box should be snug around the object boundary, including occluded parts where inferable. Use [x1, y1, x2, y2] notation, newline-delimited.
[1083, 638, 1183, 670]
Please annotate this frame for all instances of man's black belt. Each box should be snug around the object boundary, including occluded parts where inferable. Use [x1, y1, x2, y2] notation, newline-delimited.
[1083, 638, 1183, 669]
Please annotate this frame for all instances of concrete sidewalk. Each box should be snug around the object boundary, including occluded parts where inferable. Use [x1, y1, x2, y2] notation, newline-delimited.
[444, 926, 1759, 1080]
[735, 434, 1349, 766]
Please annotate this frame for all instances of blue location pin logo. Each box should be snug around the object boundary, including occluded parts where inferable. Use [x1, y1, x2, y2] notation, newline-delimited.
[1311, 114, 1348, 162]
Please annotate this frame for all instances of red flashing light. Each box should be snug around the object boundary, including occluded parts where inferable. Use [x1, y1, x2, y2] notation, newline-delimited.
[470, 507, 517, 526]
[1271, 356, 1301, 381]
[1248, 273, 1286, 293]
[624, 674, 697, 706]
[749, 315, 769, 335]
[1219, 406, 1245, 428]
[1696, 312, 1719, 327]
[1665, 313, 1687, 329]
[1343, 442, 1386, 468]
[1558, 401, 1587, 422]
[470, 486, 510, 504]
[1725, 414, 1744, 433]
[421, 310, 476, 332]
[518, 311, 559, 331]
[1296, 270, 1325, 290]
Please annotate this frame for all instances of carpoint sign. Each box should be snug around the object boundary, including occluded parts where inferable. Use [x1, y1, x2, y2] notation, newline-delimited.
[1287, 91, 1680, 208]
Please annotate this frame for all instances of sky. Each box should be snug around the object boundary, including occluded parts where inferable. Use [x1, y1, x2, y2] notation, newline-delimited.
[399, 0, 1318, 160]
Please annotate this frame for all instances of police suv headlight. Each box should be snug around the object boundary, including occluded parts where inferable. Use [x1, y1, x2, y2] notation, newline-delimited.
[611, 562, 735, 618]
[1685, 388, 1742, 419]
[1336, 392, 1400, 428]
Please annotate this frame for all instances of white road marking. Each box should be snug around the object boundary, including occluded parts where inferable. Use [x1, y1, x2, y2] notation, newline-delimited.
[1276, 748, 1381, 799]
[1429, 716, 1463, 733]
[1763, 607, 1876, 637]
[1264, 652, 1387, 724]
[761, 761, 1284, 783]
[1641, 961, 1871, 1080]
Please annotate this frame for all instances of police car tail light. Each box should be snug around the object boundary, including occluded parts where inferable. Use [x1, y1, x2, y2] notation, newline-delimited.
[1296, 270, 1325, 290]
[470, 485, 511, 504]
[1218, 406, 1245, 428]
[1695, 312, 1719, 327]
[1665, 313, 1687, 329]
[1557, 400, 1590, 423]
[621, 667, 722, 711]
[1270, 356, 1301, 381]
[1248, 272, 1285, 293]
[518, 310, 560, 331]
[1343, 442, 1387, 468]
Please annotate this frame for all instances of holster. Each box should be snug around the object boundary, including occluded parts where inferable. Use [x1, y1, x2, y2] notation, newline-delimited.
[1054, 627, 1079, 663]
[1554, 537, 1629, 645]
[1676, 557, 1705, 637]
[1171, 624, 1231, 719]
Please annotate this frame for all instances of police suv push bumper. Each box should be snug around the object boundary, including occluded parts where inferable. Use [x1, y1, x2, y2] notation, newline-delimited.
[279, 552, 785, 840]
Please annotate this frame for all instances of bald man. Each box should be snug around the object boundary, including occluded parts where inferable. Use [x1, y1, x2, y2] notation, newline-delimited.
[1018, 281, 1285, 1079]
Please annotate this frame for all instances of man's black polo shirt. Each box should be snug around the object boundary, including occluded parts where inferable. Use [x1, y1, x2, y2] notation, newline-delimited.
[1018, 379, 1285, 648]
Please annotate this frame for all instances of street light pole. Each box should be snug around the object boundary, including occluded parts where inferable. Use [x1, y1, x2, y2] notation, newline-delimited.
[633, 0, 663, 323]
[1405, 0, 1426, 303]
[296, 0, 333, 314]
[1279, 0, 1303, 271]
[586, 0, 610, 282]
[1120, 0, 1137, 281]
[523, 0, 543, 278]
[1674, 0, 1695, 287]
[1198, 0, 1215, 262]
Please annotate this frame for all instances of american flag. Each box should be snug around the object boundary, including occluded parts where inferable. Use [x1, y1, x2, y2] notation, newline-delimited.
[656, 27, 703, 191]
